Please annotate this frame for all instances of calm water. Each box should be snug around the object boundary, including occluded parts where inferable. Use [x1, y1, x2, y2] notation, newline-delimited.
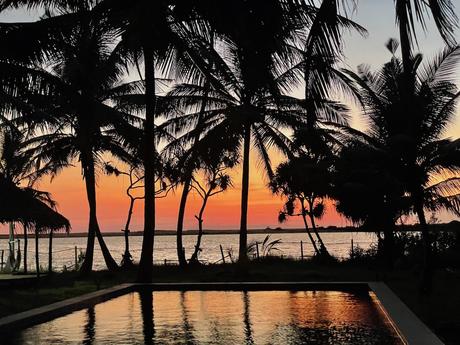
[7, 290, 402, 345]
[0, 232, 376, 271]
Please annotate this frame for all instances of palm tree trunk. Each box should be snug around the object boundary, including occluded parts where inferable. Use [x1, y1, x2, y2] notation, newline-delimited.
[383, 217, 395, 269]
[396, 0, 413, 79]
[138, 44, 157, 282]
[300, 200, 320, 256]
[80, 156, 118, 273]
[176, 178, 190, 267]
[190, 192, 210, 263]
[48, 230, 53, 273]
[23, 226, 28, 274]
[239, 121, 251, 262]
[35, 230, 39, 278]
[415, 201, 432, 292]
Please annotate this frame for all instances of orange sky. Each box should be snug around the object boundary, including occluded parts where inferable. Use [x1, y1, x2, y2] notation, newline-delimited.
[25, 150, 346, 233]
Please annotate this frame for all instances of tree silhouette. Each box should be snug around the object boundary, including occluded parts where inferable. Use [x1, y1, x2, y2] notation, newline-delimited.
[0, 4, 142, 272]
[343, 40, 460, 285]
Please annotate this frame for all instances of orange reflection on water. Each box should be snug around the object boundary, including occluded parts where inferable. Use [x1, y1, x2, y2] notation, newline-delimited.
[12, 290, 403, 345]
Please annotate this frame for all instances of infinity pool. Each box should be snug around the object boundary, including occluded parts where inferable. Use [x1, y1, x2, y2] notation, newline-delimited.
[7, 290, 403, 345]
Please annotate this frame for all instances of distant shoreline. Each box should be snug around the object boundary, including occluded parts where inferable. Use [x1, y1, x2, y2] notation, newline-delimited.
[1, 221, 459, 239]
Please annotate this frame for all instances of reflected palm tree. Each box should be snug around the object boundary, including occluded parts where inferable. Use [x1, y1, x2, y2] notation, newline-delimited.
[180, 292, 197, 345]
[242, 292, 254, 345]
[139, 290, 155, 345]
[83, 307, 96, 345]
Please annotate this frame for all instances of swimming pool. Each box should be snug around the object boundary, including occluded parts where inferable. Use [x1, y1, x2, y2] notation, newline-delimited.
[7, 289, 403, 345]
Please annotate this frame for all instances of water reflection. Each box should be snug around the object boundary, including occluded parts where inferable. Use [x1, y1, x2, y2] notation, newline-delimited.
[83, 307, 96, 345]
[9, 290, 403, 345]
[242, 292, 254, 345]
[140, 289, 155, 345]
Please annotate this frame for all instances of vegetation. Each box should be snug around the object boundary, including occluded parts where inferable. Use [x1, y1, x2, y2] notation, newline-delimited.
[0, 0, 458, 298]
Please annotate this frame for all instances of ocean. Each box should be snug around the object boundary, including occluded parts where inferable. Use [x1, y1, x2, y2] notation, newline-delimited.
[0, 232, 377, 272]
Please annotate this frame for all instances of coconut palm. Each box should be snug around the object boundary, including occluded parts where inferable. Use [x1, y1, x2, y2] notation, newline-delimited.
[333, 141, 409, 267]
[343, 40, 460, 282]
[0, 4, 143, 272]
[393, 0, 457, 78]
[160, 0, 364, 263]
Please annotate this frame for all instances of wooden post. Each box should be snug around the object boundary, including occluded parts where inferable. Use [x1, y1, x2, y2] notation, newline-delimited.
[219, 245, 226, 264]
[255, 242, 260, 260]
[48, 230, 53, 274]
[35, 231, 40, 279]
[351, 239, 354, 258]
[164, 258, 167, 266]
[300, 241, 304, 261]
[74, 246, 78, 270]
[0, 250, 4, 270]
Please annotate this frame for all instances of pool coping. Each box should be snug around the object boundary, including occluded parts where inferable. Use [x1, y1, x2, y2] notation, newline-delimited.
[0, 281, 443, 345]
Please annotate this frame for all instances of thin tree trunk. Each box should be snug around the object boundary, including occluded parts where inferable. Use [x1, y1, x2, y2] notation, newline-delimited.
[48, 230, 53, 273]
[176, 80, 210, 267]
[23, 226, 27, 274]
[35, 230, 39, 279]
[396, 0, 413, 82]
[122, 198, 135, 268]
[307, 199, 329, 255]
[300, 201, 320, 256]
[138, 44, 157, 282]
[239, 121, 251, 262]
[190, 192, 210, 263]
[80, 156, 118, 273]
[176, 178, 190, 267]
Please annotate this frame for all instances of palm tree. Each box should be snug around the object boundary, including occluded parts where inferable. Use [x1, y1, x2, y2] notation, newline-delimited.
[343, 41, 460, 282]
[333, 141, 408, 267]
[393, 0, 457, 78]
[0, 4, 142, 272]
[159, 0, 357, 262]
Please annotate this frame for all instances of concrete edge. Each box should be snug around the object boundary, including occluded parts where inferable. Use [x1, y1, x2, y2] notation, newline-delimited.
[0, 283, 135, 332]
[369, 282, 444, 345]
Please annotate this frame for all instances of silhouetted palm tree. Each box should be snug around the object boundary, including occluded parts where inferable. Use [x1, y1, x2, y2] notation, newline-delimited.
[343, 40, 460, 282]
[333, 141, 408, 267]
[0, 4, 142, 272]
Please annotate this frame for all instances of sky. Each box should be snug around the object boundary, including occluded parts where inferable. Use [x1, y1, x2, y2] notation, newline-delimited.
[1, 2, 460, 233]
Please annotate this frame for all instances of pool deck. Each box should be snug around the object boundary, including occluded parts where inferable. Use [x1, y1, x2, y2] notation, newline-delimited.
[0, 281, 444, 344]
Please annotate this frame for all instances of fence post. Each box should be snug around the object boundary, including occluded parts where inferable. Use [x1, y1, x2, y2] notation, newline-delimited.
[255, 242, 260, 260]
[300, 241, 304, 261]
[0, 250, 3, 270]
[219, 245, 226, 264]
[74, 246, 78, 270]
[351, 239, 354, 258]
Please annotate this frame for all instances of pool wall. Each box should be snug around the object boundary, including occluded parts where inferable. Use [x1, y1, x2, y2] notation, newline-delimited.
[0, 282, 443, 345]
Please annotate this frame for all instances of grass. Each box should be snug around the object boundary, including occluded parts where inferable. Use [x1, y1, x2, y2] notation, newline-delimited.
[0, 259, 459, 344]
